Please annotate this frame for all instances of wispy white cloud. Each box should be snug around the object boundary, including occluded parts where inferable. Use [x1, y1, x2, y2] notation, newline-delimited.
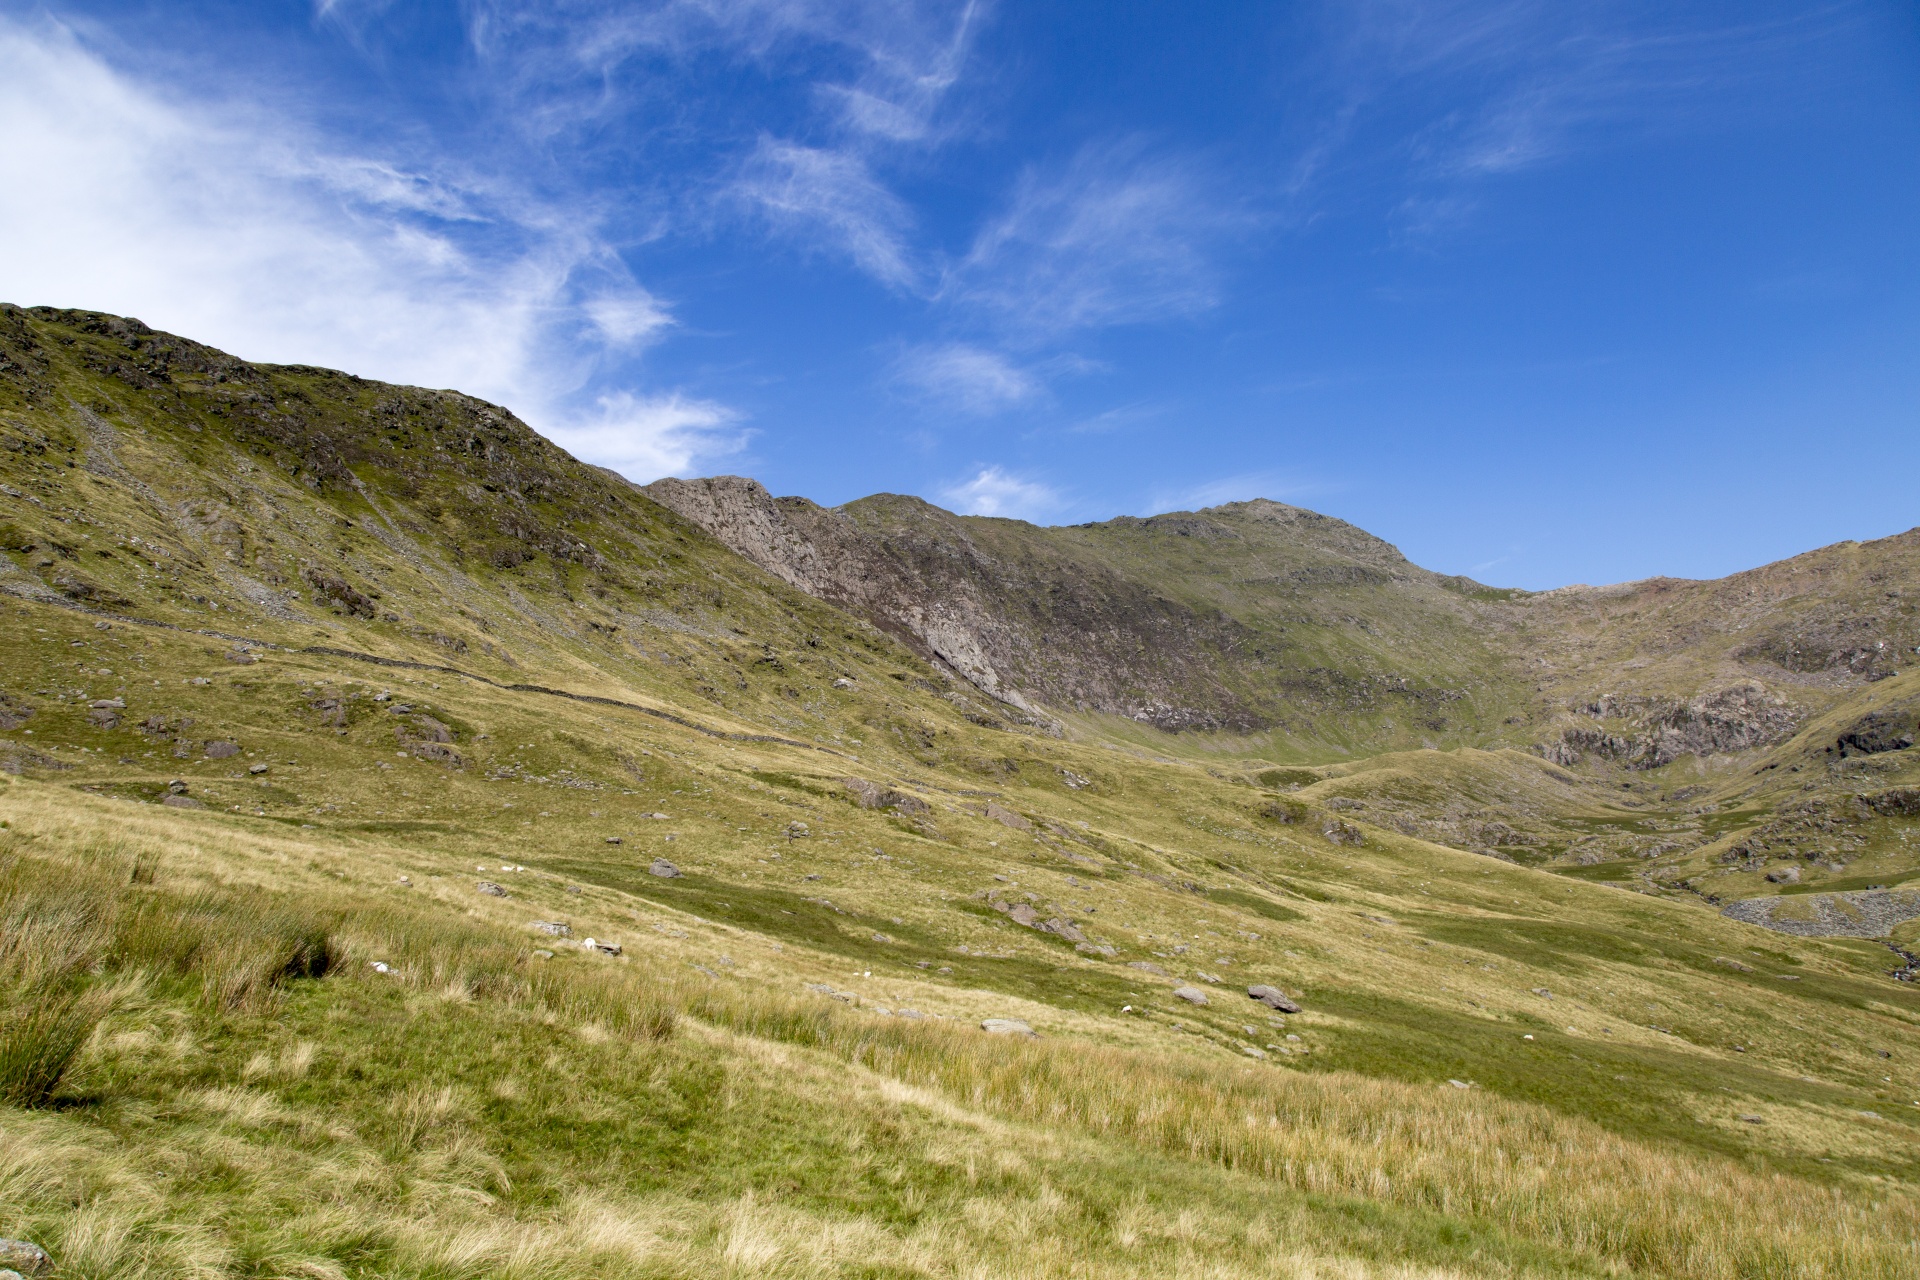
[889, 343, 1039, 413]
[1062, 401, 1161, 435]
[1324, 0, 1858, 237]
[469, 0, 986, 150]
[0, 15, 729, 482]
[734, 137, 921, 288]
[947, 141, 1241, 337]
[938, 465, 1059, 521]
[557, 391, 744, 479]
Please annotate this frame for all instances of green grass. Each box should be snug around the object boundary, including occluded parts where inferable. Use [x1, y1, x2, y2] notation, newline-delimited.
[7, 304, 1920, 1277]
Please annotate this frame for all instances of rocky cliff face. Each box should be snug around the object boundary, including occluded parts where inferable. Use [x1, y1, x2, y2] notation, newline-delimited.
[1537, 682, 1803, 769]
[646, 475, 1920, 773]
[643, 476, 1522, 739]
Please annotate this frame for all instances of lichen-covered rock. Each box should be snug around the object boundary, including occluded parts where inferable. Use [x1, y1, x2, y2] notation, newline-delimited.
[0, 1240, 52, 1278]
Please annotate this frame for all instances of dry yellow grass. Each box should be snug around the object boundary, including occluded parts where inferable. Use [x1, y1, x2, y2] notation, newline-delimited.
[3, 776, 1918, 1278]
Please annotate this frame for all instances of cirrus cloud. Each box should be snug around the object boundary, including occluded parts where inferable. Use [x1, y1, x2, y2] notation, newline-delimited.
[0, 13, 735, 482]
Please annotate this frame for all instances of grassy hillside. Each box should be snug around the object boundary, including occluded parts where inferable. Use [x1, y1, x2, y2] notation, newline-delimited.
[4, 305, 1920, 1278]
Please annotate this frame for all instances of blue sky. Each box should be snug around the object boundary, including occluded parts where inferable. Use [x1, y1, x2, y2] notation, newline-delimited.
[1, 1, 1915, 589]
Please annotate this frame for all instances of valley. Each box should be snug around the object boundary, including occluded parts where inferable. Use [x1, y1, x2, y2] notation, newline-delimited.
[3, 304, 1918, 1279]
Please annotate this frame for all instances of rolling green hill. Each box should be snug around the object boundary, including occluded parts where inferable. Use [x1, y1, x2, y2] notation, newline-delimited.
[3, 305, 1919, 1279]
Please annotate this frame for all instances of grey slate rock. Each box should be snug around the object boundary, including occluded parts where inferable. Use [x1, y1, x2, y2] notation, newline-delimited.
[0, 1240, 51, 1277]
[649, 858, 682, 878]
[1248, 984, 1301, 1013]
[981, 1017, 1036, 1036]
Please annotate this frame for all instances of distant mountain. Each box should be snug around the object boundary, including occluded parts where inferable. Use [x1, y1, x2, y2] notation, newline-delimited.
[645, 476, 1920, 766]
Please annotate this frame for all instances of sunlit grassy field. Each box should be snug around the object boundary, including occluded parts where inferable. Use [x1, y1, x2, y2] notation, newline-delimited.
[6, 767, 1919, 1280]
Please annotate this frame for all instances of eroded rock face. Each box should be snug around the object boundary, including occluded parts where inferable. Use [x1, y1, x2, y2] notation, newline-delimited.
[642, 477, 1480, 735]
[1833, 711, 1916, 757]
[1721, 889, 1920, 938]
[1539, 682, 1801, 769]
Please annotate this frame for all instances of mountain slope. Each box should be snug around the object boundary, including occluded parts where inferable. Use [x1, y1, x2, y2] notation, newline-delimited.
[3, 305, 1920, 1279]
[644, 475, 1535, 748]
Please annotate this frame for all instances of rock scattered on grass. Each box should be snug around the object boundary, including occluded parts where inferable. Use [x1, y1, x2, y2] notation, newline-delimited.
[1173, 986, 1209, 1005]
[531, 921, 571, 936]
[581, 937, 622, 956]
[650, 858, 682, 878]
[981, 1017, 1036, 1036]
[0, 1240, 51, 1277]
[1248, 984, 1301, 1013]
[1128, 960, 1168, 976]
[476, 881, 508, 897]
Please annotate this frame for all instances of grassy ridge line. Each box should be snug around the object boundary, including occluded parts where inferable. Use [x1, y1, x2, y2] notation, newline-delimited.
[5, 783, 1918, 1279]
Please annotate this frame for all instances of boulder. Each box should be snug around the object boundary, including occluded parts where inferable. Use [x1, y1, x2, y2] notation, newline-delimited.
[0, 1241, 50, 1278]
[161, 795, 203, 809]
[204, 741, 240, 759]
[1041, 918, 1087, 942]
[1248, 985, 1301, 1013]
[841, 777, 931, 813]
[408, 742, 463, 766]
[983, 802, 1032, 831]
[1173, 986, 1209, 1005]
[248, 763, 269, 775]
[476, 881, 508, 897]
[1128, 960, 1168, 976]
[649, 858, 682, 878]
[531, 921, 571, 937]
[980, 1017, 1036, 1036]
[1006, 903, 1041, 927]
[1075, 942, 1118, 957]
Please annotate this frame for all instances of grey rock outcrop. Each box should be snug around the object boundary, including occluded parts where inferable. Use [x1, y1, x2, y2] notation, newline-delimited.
[1540, 682, 1800, 769]
[1248, 984, 1301, 1013]
[980, 1017, 1036, 1036]
[1721, 889, 1920, 938]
